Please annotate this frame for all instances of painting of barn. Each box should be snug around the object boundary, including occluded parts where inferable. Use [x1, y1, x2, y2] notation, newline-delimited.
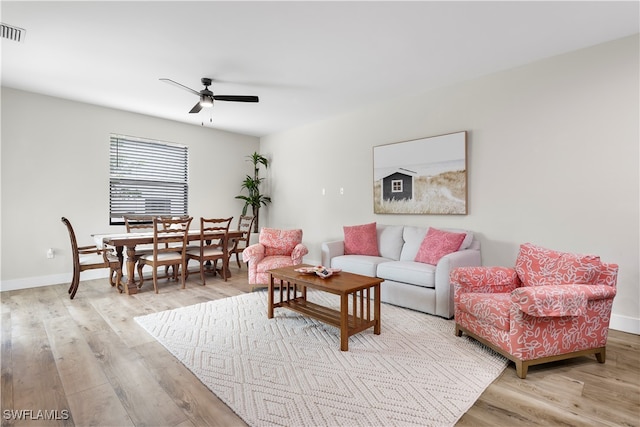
[381, 171, 414, 201]
[373, 131, 467, 214]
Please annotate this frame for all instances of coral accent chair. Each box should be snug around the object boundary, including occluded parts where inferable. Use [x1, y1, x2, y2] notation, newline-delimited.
[451, 243, 618, 379]
[242, 227, 308, 288]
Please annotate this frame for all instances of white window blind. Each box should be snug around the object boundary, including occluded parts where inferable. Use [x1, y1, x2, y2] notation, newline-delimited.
[109, 134, 188, 225]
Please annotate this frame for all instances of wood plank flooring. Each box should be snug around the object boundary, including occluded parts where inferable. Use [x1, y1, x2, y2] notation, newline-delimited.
[2, 266, 639, 426]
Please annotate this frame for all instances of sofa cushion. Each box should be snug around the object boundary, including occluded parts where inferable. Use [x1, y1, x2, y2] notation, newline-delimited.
[415, 227, 466, 264]
[377, 224, 404, 260]
[260, 228, 303, 257]
[330, 254, 390, 277]
[515, 243, 601, 287]
[377, 261, 436, 288]
[344, 222, 379, 256]
[399, 226, 427, 261]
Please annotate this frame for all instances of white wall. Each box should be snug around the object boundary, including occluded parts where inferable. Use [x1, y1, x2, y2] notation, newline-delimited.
[260, 35, 639, 334]
[1, 88, 259, 288]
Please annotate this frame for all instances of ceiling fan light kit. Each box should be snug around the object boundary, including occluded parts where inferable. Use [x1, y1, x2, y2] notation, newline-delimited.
[200, 94, 214, 108]
[160, 77, 259, 115]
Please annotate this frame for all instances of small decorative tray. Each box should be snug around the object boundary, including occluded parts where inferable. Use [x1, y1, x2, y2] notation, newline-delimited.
[295, 266, 341, 275]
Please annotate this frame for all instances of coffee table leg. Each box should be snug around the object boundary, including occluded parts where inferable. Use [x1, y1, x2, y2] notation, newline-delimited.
[340, 294, 349, 351]
[267, 274, 274, 319]
[374, 284, 381, 335]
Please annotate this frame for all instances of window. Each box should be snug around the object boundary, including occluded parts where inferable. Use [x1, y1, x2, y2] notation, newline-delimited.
[391, 179, 403, 193]
[109, 134, 188, 225]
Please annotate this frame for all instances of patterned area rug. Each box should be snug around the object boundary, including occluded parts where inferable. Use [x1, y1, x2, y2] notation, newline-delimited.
[135, 291, 507, 427]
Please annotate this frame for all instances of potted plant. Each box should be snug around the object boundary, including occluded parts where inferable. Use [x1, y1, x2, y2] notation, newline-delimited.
[235, 152, 271, 233]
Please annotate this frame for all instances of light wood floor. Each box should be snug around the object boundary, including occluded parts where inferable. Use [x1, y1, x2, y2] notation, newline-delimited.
[2, 266, 639, 426]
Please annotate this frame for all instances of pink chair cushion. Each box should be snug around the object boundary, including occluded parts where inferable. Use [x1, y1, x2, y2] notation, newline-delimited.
[343, 222, 379, 256]
[415, 227, 466, 264]
[515, 243, 601, 287]
[457, 292, 512, 331]
[255, 255, 298, 273]
[259, 228, 303, 257]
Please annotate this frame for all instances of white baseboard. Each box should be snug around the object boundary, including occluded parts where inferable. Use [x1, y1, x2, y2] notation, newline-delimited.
[0, 261, 201, 293]
[0, 270, 109, 292]
[609, 313, 640, 335]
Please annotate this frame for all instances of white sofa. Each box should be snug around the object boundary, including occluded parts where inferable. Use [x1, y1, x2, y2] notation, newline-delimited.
[321, 224, 481, 318]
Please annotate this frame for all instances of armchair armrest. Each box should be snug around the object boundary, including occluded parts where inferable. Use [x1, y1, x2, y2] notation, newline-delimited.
[595, 263, 619, 287]
[512, 284, 617, 317]
[78, 245, 100, 254]
[242, 243, 265, 264]
[291, 243, 309, 264]
[321, 240, 345, 267]
[451, 266, 521, 295]
[78, 244, 118, 264]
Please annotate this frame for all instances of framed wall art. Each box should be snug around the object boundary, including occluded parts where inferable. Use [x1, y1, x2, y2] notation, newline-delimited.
[373, 131, 467, 215]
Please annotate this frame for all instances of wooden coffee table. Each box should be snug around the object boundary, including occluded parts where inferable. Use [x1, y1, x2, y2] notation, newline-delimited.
[267, 264, 383, 351]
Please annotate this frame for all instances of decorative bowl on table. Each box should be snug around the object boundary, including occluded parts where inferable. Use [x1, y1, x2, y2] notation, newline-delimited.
[295, 266, 341, 278]
[294, 266, 320, 274]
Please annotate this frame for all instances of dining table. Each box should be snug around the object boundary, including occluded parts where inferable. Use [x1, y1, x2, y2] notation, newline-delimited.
[93, 229, 244, 295]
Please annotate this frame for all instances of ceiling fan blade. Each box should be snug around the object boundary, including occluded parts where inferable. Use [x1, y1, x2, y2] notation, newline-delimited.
[160, 78, 201, 96]
[213, 95, 259, 103]
[189, 102, 202, 114]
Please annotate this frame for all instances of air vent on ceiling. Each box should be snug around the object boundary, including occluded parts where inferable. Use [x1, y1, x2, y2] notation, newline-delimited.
[1, 23, 26, 42]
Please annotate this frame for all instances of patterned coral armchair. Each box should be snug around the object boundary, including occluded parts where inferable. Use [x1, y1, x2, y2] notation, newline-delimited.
[242, 227, 309, 288]
[451, 243, 618, 379]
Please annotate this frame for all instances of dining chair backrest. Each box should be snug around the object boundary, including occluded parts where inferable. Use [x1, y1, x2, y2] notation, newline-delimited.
[230, 215, 255, 249]
[152, 216, 193, 260]
[123, 215, 155, 233]
[62, 216, 82, 271]
[198, 217, 233, 254]
[227, 215, 255, 269]
[237, 215, 255, 244]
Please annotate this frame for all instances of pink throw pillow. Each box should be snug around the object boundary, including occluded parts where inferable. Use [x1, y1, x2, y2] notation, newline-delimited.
[344, 222, 379, 256]
[415, 227, 466, 264]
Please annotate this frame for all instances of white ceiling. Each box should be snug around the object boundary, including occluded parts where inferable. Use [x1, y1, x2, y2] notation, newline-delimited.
[2, 1, 638, 137]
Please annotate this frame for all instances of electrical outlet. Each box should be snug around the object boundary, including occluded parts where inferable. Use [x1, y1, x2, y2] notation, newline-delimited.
[47, 248, 54, 259]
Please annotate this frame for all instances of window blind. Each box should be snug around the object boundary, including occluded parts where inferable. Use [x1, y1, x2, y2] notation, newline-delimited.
[109, 134, 188, 225]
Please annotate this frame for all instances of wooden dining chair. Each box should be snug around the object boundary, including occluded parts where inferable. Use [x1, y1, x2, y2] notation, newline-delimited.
[136, 216, 193, 293]
[61, 217, 122, 299]
[125, 214, 185, 282]
[186, 217, 233, 285]
[160, 215, 196, 280]
[228, 215, 255, 268]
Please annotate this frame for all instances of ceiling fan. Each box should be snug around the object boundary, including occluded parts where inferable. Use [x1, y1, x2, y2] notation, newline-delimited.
[160, 77, 259, 114]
